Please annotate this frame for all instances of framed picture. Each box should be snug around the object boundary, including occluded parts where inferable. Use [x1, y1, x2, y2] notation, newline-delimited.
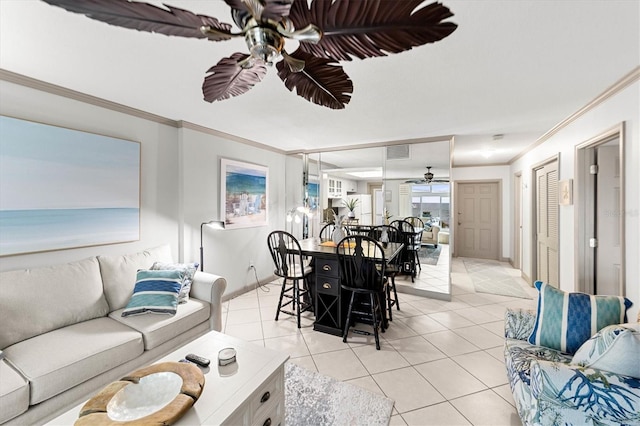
[220, 158, 268, 229]
[559, 179, 573, 205]
[0, 115, 140, 256]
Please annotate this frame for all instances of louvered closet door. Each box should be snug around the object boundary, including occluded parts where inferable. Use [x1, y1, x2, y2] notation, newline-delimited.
[535, 161, 559, 287]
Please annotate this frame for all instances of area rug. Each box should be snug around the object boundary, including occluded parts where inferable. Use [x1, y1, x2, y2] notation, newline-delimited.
[285, 363, 394, 426]
[463, 258, 532, 299]
[420, 245, 441, 265]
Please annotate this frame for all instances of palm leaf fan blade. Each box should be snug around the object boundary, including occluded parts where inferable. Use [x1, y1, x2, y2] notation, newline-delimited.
[276, 50, 352, 109]
[289, 0, 457, 61]
[203, 53, 267, 102]
[42, 0, 234, 41]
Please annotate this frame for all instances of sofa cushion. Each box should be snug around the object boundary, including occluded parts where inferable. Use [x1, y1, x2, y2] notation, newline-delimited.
[571, 323, 640, 378]
[150, 261, 199, 303]
[98, 244, 173, 311]
[121, 269, 183, 317]
[3, 317, 143, 405]
[0, 360, 29, 424]
[110, 298, 210, 350]
[0, 257, 109, 348]
[528, 280, 632, 354]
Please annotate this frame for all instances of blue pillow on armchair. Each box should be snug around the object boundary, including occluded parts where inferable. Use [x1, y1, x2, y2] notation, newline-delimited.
[528, 281, 632, 354]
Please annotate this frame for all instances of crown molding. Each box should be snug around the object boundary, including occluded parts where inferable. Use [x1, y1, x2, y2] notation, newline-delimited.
[509, 66, 640, 165]
[0, 69, 178, 127]
[177, 121, 286, 155]
[0, 69, 286, 155]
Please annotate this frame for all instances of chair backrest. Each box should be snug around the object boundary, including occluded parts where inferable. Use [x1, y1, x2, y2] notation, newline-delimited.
[405, 216, 424, 241]
[319, 222, 351, 239]
[389, 219, 417, 248]
[336, 235, 386, 292]
[319, 222, 335, 240]
[267, 230, 306, 279]
[368, 225, 400, 243]
[405, 216, 424, 229]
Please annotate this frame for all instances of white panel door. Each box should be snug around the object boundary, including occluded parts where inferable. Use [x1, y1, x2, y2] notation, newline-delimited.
[456, 182, 499, 259]
[535, 161, 559, 287]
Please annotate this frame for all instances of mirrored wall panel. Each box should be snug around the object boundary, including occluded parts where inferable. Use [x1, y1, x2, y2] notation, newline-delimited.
[287, 139, 452, 300]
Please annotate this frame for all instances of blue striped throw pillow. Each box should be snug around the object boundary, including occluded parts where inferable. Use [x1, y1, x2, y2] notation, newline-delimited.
[121, 269, 184, 317]
[528, 281, 632, 354]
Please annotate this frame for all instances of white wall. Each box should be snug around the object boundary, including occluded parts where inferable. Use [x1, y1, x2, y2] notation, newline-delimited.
[450, 165, 513, 260]
[0, 80, 180, 271]
[511, 80, 639, 321]
[180, 128, 288, 297]
[0, 80, 290, 299]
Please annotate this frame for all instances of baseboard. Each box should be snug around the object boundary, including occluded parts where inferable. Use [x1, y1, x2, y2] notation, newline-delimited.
[521, 271, 532, 286]
[222, 274, 279, 301]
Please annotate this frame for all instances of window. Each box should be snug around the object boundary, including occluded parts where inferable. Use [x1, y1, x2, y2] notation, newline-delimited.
[410, 185, 450, 228]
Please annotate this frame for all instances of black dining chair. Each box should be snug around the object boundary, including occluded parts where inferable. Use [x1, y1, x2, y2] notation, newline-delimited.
[369, 225, 401, 319]
[404, 216, 425, 272]
[389, 219, 418, 282]
[267, 230, 313, 328]
[336, 235, 388, 350]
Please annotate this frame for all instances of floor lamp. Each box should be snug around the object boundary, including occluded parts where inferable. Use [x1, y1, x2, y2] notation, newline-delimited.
[200, 220, 225, 271]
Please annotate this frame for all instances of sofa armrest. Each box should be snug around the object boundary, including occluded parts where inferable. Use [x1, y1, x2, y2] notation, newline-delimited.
[531, 360, 640, 424]
[190, 271, 227, 332]
[505, 308, 536, 340]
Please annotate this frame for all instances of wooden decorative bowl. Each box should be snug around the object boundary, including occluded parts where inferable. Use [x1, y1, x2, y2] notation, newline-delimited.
[75, 362, 205, 425]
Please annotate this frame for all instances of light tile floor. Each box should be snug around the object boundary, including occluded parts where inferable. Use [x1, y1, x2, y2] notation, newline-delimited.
[221, 256, 538, 426]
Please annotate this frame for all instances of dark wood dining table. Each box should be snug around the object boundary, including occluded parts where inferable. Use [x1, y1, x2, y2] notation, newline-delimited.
[298, 238, 404, 335]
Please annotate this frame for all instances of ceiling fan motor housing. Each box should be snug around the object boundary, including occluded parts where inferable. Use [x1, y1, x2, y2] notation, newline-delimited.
[245, 26, 284, 66]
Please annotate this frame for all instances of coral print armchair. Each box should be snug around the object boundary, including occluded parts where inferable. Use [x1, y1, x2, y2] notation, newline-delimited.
[504, 281, 640, 426]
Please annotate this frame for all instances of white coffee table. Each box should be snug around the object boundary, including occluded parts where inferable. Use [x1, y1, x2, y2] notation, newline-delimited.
[47, 330, 289, 425]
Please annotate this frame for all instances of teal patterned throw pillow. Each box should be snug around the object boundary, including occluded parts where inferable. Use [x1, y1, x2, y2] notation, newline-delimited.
[528, 281, 632, 354]
[121, 269, 184, 317]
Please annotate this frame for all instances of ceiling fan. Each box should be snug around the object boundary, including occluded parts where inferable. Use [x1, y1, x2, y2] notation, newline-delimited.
[42, 0, 457, 109]
[405, 166, 449, 184]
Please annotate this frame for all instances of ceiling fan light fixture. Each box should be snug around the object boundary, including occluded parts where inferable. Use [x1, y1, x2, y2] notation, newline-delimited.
[424, 166, 434, 182]
[245, 26, 284, 66]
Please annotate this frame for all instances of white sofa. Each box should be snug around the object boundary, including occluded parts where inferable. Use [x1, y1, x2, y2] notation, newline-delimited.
[0, 244, 227, 425]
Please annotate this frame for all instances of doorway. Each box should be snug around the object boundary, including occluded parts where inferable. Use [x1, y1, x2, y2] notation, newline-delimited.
[532, 157, 559, 287]
[576, 125, 625, 296]
[514, 173, 522, 270]
[454, 181, 500, 260]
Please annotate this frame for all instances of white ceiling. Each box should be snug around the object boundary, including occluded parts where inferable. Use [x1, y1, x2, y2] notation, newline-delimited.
[1, 0, 638, 168]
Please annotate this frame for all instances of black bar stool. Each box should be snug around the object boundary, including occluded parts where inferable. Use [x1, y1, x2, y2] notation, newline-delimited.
[267, 230, 313, 328]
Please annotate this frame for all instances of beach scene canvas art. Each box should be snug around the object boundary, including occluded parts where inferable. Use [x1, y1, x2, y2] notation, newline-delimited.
[221, 158, 267, 229]
[0, 116, 140, 256]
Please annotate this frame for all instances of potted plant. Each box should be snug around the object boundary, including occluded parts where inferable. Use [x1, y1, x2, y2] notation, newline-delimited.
[342, 198, 359, 218]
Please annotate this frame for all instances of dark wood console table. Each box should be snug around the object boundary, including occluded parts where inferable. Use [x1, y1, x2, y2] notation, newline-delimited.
[298, 238, 403, 336]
